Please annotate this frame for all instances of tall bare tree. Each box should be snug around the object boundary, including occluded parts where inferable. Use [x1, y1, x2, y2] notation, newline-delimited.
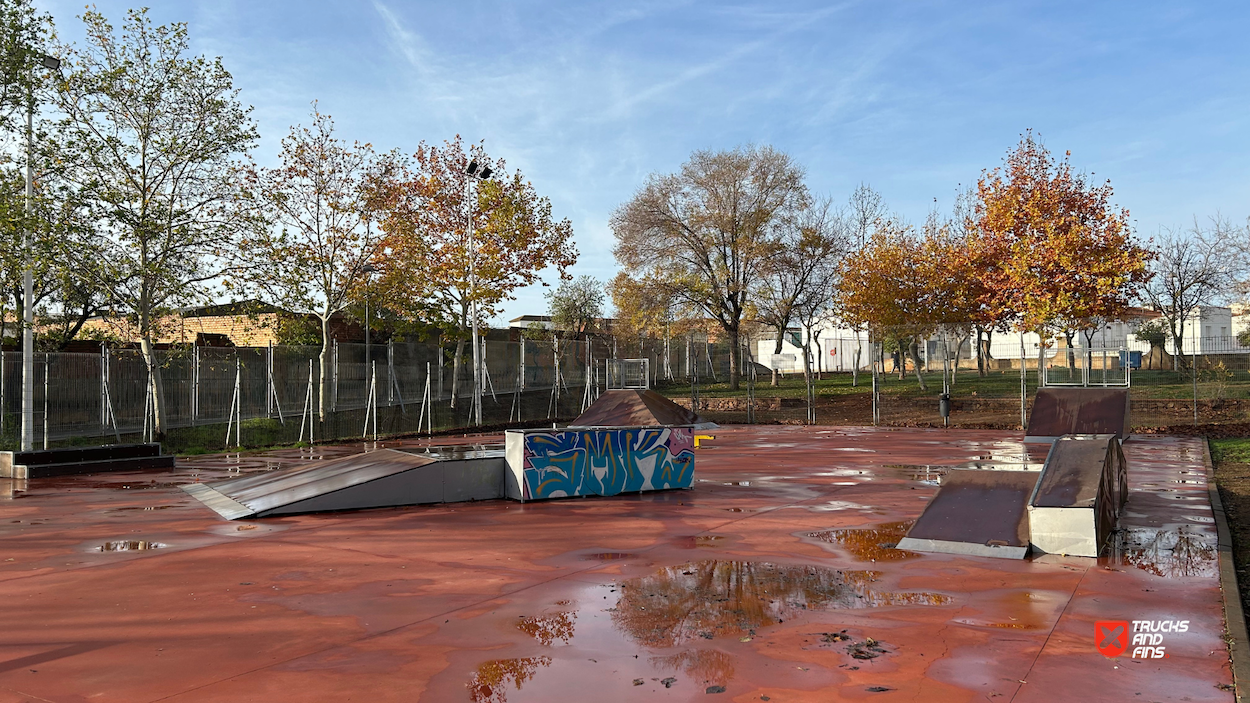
[1144, 217, 1246, 369]
[612, 145, 809, 390]
[755, 197, 846, 386]
[55, 8, 257, 436]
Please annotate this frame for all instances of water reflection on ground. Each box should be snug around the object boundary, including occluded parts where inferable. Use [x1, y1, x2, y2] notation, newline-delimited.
[651, 648, 735, 687]
[610, 560, 950, 648]
[1106, 526, 1217, 578]
[515, 612, 576, 646]
[467, 656, 553, 703]
[808, 521, 918, 561]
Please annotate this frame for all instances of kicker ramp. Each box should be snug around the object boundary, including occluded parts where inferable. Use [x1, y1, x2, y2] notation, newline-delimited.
[1025, 388, 1130, 443]
[570, 389, 718, 430]
[183, 446, 507, 520]
[897, 469, 1040, 559]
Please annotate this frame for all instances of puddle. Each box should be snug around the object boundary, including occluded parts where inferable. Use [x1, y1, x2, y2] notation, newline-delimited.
[674, 535, 725, 549]
[610, 560, 950, 647]
[97, 540, 166, 552]
[651, 649, 735, 687]
[723, 508, 747, 513]
[109, 505, 177, 512]
[467, 656, 551, 703]
[804, 500, 872, 512]
[584, 552, 635, 561]
[807, 522, 918, 561]
[516, 612, 576, 645]
[1106, 527, 1216, 578]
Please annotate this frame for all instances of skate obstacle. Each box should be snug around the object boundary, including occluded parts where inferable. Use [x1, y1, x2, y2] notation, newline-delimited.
[898, 433, 1128, 559]
[184, 390, 701, 519]
[1025, 387, 1130, 442]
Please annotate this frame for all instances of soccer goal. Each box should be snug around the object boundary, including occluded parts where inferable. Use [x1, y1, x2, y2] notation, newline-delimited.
[605, 358, 650, 390]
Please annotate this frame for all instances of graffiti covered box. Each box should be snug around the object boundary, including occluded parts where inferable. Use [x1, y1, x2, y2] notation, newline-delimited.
[504, 427, 695, 501]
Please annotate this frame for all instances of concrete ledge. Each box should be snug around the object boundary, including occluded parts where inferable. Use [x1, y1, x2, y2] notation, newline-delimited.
[1203, 438, 1250, 703]
[896, 537, 1029, 560]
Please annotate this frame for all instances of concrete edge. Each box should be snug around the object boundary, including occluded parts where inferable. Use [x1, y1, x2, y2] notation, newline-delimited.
[1203, 437, 1250, 702]
[896, 537, 1029, 560]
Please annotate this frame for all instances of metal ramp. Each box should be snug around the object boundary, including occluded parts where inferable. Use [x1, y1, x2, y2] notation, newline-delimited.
[182, 446, 507, 520]
[1025, 388, 1130, 443]
[897, 469, 1041, 559]
[1027, 434, 1128, 557]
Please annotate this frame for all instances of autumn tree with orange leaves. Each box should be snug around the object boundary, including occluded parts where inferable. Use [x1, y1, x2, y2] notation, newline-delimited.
[373, 137, 576, 406]
[972, 132, 1153, 363]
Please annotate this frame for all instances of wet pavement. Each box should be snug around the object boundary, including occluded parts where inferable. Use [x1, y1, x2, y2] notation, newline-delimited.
[0, 427, 1232, 702]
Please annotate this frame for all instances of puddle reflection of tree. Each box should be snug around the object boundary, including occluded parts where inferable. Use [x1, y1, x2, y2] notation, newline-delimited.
[611, 560, 950, 648]
[808, 522, 918, 561]
[516, 612, 576, 645]
[467, 656, 552, 703]
[651, 649, 735, 686]
[1110, 527, 1216, 578]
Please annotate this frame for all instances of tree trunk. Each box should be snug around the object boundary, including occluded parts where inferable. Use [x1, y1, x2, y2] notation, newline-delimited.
[138, 336, 167, 439]
[802, 339, 814, 423]
[450, 336, 465, 410]
[728, 327, 740, 391]
[907, 339, 927, 390]
[813, 334, 823, 381]
[852, 329, 861, 387]
[897, 340, 905, 380]
[975, 326, 984, 377]
[1065, 330, 1077, 370]
[771, 336, 783, 387]
[318, 315, 332, 421]
[1172, 318, 1183, 371]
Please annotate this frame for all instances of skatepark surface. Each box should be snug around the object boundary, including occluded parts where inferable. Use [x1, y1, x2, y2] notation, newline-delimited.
[0, 427, 1233, 702]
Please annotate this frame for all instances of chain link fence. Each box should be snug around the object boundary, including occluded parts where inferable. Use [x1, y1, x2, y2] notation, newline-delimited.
[4, 329, 1248, 452]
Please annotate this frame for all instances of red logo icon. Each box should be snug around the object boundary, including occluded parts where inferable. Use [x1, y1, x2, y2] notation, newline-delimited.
[1096, 620, 1129, 657]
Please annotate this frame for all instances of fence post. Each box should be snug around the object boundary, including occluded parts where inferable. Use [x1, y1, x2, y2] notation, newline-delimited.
[191, 345, 199, 426]
[42, 353, 48, 450]
[266, 341, 273, 417]
[1019, 332, 1027, 429]
[332, 339, 339, 412]
[99, 346, 106, 431]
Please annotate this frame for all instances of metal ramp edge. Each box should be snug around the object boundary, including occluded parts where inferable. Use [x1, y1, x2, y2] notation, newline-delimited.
[182, 483, 253, 521]
[182, 447, 508, 520]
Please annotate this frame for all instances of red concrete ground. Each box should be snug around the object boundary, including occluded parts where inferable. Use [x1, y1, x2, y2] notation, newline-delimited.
[0, 426, 1232, 702]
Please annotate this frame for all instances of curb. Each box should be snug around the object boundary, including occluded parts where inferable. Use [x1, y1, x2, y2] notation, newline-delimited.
[1204, 438, 1250, 702]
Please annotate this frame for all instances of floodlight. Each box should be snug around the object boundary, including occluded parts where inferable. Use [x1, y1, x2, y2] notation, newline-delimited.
[40, 54, 59, 70]
[465, 160, 478, 176]
[479, 167, 492, 179]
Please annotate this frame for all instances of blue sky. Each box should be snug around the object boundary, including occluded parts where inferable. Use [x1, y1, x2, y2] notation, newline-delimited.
[38, 0, 1250, 323]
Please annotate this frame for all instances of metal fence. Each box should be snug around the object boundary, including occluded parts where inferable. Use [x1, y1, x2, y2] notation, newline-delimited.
[3, 329, 1248, 452]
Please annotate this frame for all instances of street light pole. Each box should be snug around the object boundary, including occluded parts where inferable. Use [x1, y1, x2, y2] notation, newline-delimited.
[21, 90, 34, 452]
[464, 159, 493, 427]
[21, 53, 59, 452]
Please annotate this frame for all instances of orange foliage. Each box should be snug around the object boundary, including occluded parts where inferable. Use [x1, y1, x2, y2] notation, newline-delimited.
[373, 136, 576, 336]
[972, 131, 1153, 333]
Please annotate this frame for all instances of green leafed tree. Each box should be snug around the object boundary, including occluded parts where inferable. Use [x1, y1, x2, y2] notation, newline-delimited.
[53, 8, 258, 436]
